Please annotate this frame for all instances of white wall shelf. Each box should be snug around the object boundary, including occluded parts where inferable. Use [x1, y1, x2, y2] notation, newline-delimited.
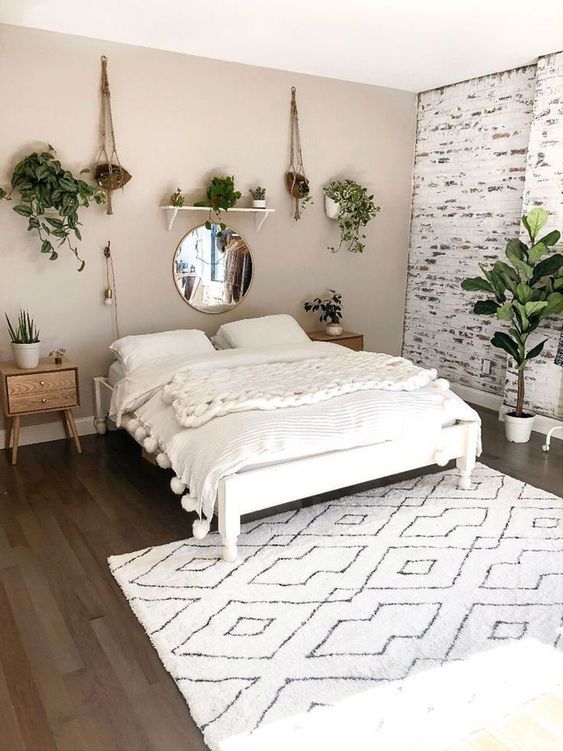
[160, 206, 275, 232]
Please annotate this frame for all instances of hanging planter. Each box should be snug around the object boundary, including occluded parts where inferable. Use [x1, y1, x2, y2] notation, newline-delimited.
[323, 179, 380, 253]
[286, 87, 311, 220]
[0, 144, 105, 270]
[95, 56, 131, 215]
[324, 195, 340, 219]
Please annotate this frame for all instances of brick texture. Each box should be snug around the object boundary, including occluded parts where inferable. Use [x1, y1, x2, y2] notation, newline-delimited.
[402, 59, 563, 421]
[503, 52, 563, 419]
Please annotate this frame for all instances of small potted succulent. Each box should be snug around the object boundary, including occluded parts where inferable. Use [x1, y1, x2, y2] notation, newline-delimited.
[304, 289, 343, 336]
[250, 186, 266, 209]
[5, 310, 41, 368]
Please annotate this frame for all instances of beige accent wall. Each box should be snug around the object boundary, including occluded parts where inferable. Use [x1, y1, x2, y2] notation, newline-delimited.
[0, 24, 416, 422]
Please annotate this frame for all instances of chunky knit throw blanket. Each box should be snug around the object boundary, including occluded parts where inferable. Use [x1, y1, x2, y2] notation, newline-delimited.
[162, 351, 440, 428]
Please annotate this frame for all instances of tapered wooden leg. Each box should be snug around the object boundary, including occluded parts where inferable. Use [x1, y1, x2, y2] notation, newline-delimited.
[60, 411, 71, 439]
[65, 410, 82, 455]
[11, 416, 20, 465]
[4, 417, 12, 451]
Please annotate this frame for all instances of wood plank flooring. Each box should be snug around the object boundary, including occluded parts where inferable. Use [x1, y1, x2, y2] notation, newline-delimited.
[0, 407, 561, 751]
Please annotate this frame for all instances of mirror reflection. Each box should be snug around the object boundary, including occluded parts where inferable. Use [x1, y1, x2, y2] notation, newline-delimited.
[173, 224, 253, 314]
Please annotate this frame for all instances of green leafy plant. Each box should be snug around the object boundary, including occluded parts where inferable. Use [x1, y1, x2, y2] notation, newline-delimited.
[5, 310, 40, 343]
[304, 289, 342, 324]
[250, 186, 266, 200]
[0, 144, 105, 270]
[195, 175, 241, 234]
[169, 188, 185, 207]
[461, 207, 563, 417]
[323, 179, 380, 253]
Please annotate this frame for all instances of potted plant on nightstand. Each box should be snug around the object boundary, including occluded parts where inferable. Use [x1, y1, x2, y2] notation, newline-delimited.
[304, 289, 343, 336]
[250, 186, 266, 209]
[5, 310, 41, 369]
[461, 207, 563, 443]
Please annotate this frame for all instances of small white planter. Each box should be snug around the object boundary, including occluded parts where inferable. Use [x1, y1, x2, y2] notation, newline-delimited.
[12, 342, 41, 369]
[252, 199, 266, 209]
[504, 412, 535, 443]
[326, 323, 343, 336]
[325, 195, 340, 219]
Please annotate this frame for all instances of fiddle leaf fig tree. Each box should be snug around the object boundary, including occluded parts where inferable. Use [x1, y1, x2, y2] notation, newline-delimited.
[0, 144, 105, 270]
[461, 207, 563, 417]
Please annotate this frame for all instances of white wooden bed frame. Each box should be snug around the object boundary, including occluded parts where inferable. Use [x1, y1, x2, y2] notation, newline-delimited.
[93, 375, 478, 562]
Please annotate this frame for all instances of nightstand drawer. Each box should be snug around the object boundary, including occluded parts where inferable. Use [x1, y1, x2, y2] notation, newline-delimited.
[337, 336, 363, 351]
[6, 370, 77, 414]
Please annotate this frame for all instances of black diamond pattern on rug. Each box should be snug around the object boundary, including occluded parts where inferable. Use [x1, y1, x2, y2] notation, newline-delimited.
[109, 464, 563, 751]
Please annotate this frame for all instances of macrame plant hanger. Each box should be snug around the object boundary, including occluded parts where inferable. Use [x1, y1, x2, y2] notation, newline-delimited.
[286, 86, 310, 220]
[95, 56, 131, 215]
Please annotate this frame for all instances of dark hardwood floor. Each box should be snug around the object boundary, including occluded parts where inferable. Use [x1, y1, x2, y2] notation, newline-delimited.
[0, 407, 561, 751]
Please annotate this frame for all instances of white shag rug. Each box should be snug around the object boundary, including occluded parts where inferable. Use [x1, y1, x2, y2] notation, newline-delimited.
[109, 464, 563, 751]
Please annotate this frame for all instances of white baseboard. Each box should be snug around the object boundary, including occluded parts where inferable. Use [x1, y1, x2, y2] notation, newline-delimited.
[450, 382, 562, 441]
[449, 383, 503, 412]
[1, 415, 97, 448]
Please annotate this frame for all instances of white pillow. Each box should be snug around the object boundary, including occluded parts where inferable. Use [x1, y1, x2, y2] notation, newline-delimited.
[217, 314, 310, 348]
[211, 331, 232, 350]
[110, 329, 214, 372]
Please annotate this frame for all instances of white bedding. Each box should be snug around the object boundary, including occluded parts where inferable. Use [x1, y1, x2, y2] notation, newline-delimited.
[109, 343, 480, 527]
[108, 360, 125, 386]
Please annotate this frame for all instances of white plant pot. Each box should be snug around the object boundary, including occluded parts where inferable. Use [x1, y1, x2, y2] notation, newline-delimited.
[252, 199, 266, 209]
[325, 196, 340, 219]
[504, 412, 535, 443]
[12, 342, 41, 369]
[325, 195, 340, 219]
[326, 323, 343, 336]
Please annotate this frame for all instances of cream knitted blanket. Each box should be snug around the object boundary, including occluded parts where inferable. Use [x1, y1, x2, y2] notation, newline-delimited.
[162, 351, 439, 428]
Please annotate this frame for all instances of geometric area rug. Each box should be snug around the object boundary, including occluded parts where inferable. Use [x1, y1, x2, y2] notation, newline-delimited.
[109, 464, 563, 751]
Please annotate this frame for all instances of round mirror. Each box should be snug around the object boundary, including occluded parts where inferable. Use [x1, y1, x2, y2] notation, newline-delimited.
[173, 223, 253, 314]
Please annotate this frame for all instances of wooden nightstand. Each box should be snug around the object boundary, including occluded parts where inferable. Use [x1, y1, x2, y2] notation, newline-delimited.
[307, 330, 364, 351]
[1, 358, 82, 464]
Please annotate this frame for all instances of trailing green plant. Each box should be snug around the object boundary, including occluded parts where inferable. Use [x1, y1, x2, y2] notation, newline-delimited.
[0, 144, 105, 270]
[304, 289, 342, 324]
[324, 179, 380, 253]
[5, 310, 40, 343]
[195, 175, 241, 234]
[250, 186, 266, 200]
[461, 207, 563, 417]
[169, 188, 185, 207]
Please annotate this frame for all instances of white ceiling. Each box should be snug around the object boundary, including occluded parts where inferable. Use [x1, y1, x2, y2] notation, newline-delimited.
[1, 0, 562, 92]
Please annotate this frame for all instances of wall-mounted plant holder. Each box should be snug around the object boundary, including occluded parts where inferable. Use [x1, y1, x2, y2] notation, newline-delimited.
[160, 206, 275, 232]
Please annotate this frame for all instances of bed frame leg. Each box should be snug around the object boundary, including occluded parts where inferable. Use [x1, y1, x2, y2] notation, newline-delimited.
[92, 377, 108, 435]
[218, 482, 240, 563]
[456, 421, 478, 490]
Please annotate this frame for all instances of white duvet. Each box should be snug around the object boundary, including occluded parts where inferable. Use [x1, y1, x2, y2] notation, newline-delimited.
[110, 343, 480, 526]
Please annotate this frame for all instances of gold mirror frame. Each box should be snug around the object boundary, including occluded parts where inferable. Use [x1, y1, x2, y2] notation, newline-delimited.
[172, 223, 254, 315]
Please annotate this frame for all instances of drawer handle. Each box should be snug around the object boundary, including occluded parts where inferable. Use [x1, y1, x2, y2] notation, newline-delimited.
[40, 380, 46, 386]
[41, 398, 47, 403]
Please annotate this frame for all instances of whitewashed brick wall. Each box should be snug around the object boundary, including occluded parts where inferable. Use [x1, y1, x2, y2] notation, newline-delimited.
[503, 52, 563, 419]
[403, 66, 536, 395]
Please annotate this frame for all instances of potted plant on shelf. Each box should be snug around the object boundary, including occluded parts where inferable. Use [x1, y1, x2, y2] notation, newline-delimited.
[0, 144, 105, 271]
[304, 289, 343, 336]
[5, 310, 41, 369]
[194, 175, 241, 235]
[461, 207, 563, 443]
[323, 179, 380, 253]
[250, 186, 266, 209]
[169, 188, 185, 207]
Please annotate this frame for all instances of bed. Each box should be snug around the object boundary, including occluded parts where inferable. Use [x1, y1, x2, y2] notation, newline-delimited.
[93, 319, 480, 562]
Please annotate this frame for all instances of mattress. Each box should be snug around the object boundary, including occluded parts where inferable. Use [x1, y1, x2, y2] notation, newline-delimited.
[108, 360, 125, 386]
